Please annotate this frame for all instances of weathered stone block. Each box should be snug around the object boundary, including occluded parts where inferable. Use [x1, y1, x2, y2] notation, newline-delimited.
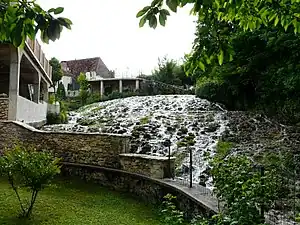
[119, 153, 175, 179]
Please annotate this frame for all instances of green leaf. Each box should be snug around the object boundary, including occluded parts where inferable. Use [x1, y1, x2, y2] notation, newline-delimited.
[199, 61, 205, 71]
[149, 15, 158, 29]
[151, 0, 161, 7]
[47, 19, 61, 42]
[136, 6, 151, 18]
[54, 7, 64, 15]
[166, 0, 178, 12]
[48, 8, 55, 13]
[12, 19, 24, 47]
[160, 9, 170, 16]
[199, 26, 209, 34]
[218, 49, 224, 65]
[139, 16, 147, 27]
[274, 16, 279, 26]
[57, 17, 72, 29]
[159, 12, 166, 26]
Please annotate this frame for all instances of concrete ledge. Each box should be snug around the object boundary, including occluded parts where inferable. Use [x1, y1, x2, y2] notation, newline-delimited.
[120, 153, 175, 161]
[1, 120, 130, 137]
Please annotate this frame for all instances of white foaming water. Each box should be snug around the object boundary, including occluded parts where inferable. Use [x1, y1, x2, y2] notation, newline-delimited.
[42, 95, 229, 186]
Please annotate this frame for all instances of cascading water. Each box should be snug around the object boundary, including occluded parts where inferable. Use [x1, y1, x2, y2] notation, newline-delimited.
[42, 95, 229, 187]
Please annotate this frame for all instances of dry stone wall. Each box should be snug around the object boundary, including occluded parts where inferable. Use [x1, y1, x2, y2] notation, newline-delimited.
[0, 122, 174, 178]
[0, 121, 216, 217]
[120, 153, 175, 179]
[0, 121, 130, 168]
[0, 98, 8, 120]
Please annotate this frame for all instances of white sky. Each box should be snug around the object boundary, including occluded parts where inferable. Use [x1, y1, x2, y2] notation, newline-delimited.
[37, 0, 196, 77]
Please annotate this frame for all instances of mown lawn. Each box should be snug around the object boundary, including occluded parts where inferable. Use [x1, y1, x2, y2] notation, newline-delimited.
[0, 178, 163, 225]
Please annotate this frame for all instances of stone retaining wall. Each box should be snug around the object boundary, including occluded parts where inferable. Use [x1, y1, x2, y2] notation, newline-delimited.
[0, 121, 216, 217]
[0, 121, 130, 168]
[0, 98, 8, 120]
[62, 162, 216, 219]
[0, 121, 174, 178]
[120, 153, 175, 179]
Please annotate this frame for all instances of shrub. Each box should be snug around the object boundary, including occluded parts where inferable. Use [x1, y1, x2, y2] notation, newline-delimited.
[86, 93, 101, 105]
[0, 142, 61, 218]
[48, 94, 55, 104]
[210, 145, 279, 225]
[107, 91, 123, 100]
[161, 194, 184, 225]
[46, 112, 61, 124]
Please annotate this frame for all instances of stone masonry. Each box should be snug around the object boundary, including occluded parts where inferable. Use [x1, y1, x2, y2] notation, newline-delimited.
[0, 121, 216, 218]
[0, 121, 130, 168]
[120, 153, 175, 179]
[0, 98, 8, 120]
[0, 121, 175, 178]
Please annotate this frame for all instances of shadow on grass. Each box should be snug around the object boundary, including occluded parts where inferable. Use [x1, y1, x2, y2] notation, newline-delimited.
[0, 215, 45, 225]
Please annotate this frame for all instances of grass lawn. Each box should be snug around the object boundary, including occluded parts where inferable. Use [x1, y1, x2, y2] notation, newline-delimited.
[0, 177, 163, 225]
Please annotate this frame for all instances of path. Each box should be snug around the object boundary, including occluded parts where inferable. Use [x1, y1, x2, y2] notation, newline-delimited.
[163, 178, 219, 213]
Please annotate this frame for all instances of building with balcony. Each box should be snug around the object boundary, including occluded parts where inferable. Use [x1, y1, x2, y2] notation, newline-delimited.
[49, 57, 114, 98]
[0, 38, 52, 126]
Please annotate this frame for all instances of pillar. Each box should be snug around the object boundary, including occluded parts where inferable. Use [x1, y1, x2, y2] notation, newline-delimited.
[35, 73, 41, 103]
[100, 80, 104, 98]
[8, 46, 21, 121]
[135, 79, 140, 90]
[119, 80, 123, 93]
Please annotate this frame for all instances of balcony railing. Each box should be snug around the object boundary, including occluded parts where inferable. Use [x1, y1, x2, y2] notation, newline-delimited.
[25, 38, 52, 80]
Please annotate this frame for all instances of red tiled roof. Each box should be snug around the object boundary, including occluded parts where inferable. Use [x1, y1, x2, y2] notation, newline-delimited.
[61, 57, 112, 79]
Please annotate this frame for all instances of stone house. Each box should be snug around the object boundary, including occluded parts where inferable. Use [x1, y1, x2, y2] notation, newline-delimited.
[51, 57, 114, 97]
[0, 38, 52, 126]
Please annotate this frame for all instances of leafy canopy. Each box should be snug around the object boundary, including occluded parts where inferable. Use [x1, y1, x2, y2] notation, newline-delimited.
[0, 0, 72, 47]
[147, 57, 195, 86]
[49, 57, 63, 84]
[137, 0, 300, 71]
[77, 72, 90, 106]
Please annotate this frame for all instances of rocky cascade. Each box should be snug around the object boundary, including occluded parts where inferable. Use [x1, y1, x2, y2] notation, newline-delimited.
[42, 95, 300, 188]
[42, 95, 228, 186]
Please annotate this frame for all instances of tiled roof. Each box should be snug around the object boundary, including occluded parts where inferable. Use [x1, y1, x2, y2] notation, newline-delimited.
[61, 57, 112, 79]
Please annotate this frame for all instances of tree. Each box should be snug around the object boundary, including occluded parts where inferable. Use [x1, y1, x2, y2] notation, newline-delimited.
[0, 142, 61, 218]
[137, 0, 300, 71]
[56, 82, 66, 100]
[151, 57, 195, 87]
[77, 72, 90, 106]
[194, 21, 300, 124]
[49, 57, 63, 101]
[0, 0, 72, 47]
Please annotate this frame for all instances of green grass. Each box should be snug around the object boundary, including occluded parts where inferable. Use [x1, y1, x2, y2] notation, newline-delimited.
[0, 178, 163, 225]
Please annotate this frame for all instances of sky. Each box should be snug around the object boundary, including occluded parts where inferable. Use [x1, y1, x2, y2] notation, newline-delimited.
[37, 0, 197, 77]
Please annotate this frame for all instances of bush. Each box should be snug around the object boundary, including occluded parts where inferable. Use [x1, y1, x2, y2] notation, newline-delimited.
[46, 102, 68, 125]
[0, 142, 61, 218]
[46, 112, 61, 124]
[86, 93, 101, 105]
[107, 91, 123, 100]
[161, 194, 184, 225]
